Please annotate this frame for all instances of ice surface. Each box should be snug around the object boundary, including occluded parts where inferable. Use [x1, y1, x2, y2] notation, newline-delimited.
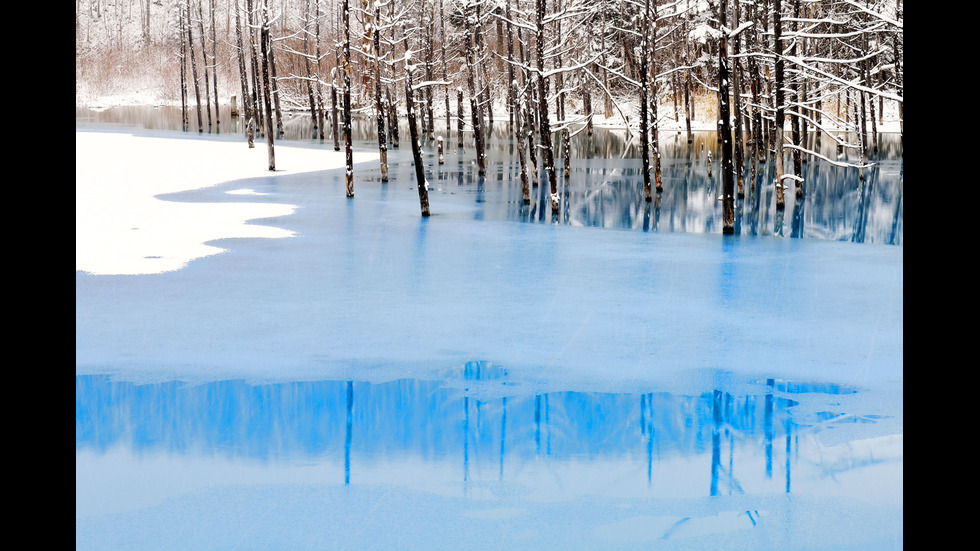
[76, 129, 902, 550]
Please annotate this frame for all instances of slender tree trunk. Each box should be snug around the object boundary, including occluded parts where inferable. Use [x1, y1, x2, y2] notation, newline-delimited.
[196, 0, 212, 129]
[210, 0, 219, 128]
[343, 0, 354, 197]
[268, 28, 284, 137]
[246, 0, 263, 135]
[406, 60, 431, 217]
[718, 0, 735, 234]
[303, 0, 317, 136]
[641, 0, 653, 203]
[440, 0, 451, 138]
[464, 1, 486, 175]
[315, 0, 325, 140]
[515, 79, 530, 205]
[773, 0, 786, 210]
[651, 2, 662, 193]
[180, 6, 189, 131]
[234, 0, 254, 147]
[260, 0, 275, 170]
[790, 0, 803, 198]
[732, 0, 745, 198]
[185, 0, 203, 133]
[535, 0, 558, 212]
[373, 6, 388, 182]
[505, 0, 517, 135]
[457, 88, 465, 150]
[332, 81, 341, 150]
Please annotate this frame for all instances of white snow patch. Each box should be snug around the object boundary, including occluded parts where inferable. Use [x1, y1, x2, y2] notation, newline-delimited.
[76, 131, 377, 276]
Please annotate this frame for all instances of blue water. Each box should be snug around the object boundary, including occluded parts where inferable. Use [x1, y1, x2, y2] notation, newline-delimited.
[76, 114, 902, 550]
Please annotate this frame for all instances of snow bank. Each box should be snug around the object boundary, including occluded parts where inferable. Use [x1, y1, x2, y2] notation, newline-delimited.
[75, 130, 378, 275]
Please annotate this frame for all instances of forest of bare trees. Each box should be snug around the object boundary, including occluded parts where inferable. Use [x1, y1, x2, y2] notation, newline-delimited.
[77, 0, 903, 222]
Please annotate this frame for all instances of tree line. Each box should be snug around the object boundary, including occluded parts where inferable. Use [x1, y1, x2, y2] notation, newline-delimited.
[78, 0, 903, 229]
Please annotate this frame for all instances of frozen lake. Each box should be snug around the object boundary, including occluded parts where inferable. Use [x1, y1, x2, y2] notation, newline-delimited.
[76, 111, 902, 549]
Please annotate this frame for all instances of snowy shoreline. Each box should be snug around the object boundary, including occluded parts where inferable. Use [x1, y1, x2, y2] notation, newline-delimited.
[75, 129, 378, 276]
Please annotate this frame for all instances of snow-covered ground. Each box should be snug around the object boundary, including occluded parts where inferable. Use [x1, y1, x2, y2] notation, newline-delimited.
[76, 130, 378, 275]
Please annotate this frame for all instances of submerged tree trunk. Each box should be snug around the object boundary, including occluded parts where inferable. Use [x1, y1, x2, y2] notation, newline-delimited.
[185, 0, 203, 133]
[515, 80, 530, 205]
[268, 26, 284, 137]
[179, 6, 189, 131]
[373, 6, 388, 182]
[457, 88, 465, 150]
[773, 0, 786, 210]
[259, 0, 275, 170]
[342, 0, 354, 197]
[234, 0, 254, 147]
[315, 0, 325, 140]
[640, 0, 653, 202]
[210, 0, 219, 129]
[464, 1, 486, 175]
[406, 59, 431, 217]
[718, 0, 735, 234]
[535, 0, 558, 213]
[332, 79, 340, 151]
[303, 0, 317, 137]
[195, 0, 212, 129]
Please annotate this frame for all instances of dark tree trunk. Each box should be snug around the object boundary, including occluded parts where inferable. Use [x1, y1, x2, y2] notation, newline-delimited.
[464, 2, 486, 175]
[179, 6, 189, 131]
[332, 82, 340, 151]
[342, 0, 354, 197]
[405, 62, 431, 217]
[515, 80, 530, 205]
[234, 0, 254, 147]
[457, 89, 465, 150]
[535, 0, 557, 213]
[259, 0, 275, 170]
[732, 0, 745, 198]
[640, 0, 652, 202]
[268, 27, 284, 137]
[373, 7, 388, 182]
[185, 0, 203, 133]
[718, 0, 736, 234]
[195, 0, 212, 129]
[303, 0, 317, 137]
[210, 0, 219, 129]
[773, 0, 786, 210]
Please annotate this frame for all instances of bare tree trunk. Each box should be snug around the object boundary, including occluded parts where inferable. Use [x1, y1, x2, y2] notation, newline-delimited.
[773, 0, 786, 210]
[185, 0, 203, 133]
[315, 0, 325, 140]
[640, 0, 653, 203]
[303, 0, 318, 136]
[718, 0, 735, 234]
[732, 0, 745, 198]
[440, 0, 451, 138]
[268, 28, 284, 137]
[179, 5, 189, 131]
[505, 0, 517, 135]
[260, 0, 275, 170]
[535, 0, 558, 213]
[515, 80, 530, 205]
[373, 6, 388, 182]
[405, 60, 431, 217]
[195, 0, 212, 129]
[457, 88, 465, 150]
[342, 0, 354, 197]
[246, 0, 263, 136]
[234, 0, 254, 147]
[210, 0, 219, 129]
[464, 1, 486, 175]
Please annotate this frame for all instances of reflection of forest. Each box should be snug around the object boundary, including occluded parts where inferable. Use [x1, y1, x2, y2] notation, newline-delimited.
[77, 372, 880, 497]
[77, 107, 902, 245]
